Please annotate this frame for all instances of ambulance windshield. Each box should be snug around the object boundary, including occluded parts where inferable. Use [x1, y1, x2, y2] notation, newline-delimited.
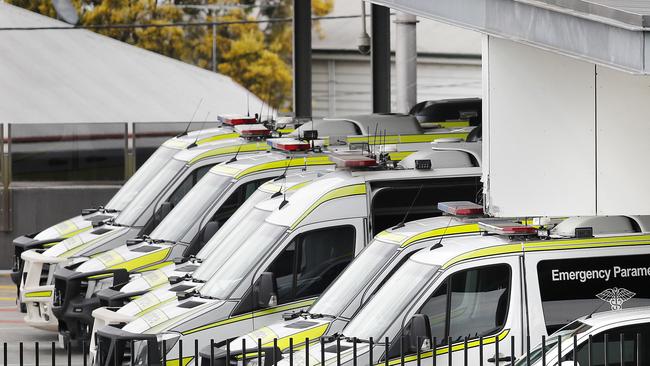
[343, 258, 440, 340]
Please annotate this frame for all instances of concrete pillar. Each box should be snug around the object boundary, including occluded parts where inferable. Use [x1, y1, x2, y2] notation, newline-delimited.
[395, 12, 417, 113]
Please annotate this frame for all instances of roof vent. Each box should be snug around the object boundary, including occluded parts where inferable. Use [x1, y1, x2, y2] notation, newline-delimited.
[551, 216, 637, 237]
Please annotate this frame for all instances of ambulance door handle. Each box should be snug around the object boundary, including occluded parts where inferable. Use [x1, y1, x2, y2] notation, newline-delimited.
[487, 353, 512, 363]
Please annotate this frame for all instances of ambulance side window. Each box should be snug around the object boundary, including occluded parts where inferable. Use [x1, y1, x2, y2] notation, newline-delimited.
[167, 164, 214, 207]
[265, 226, 356, 305]
[209, 178, 267, 227]
[416, 264, 510, 345]
[565, 323, 650, 366]
[537, 254, 650, 334]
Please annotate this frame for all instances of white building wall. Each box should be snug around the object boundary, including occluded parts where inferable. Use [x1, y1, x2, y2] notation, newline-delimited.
[484, 36, 650, 217]
[312, 54, 481, 117]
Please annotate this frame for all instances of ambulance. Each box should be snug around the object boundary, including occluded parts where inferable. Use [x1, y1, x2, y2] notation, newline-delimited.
[516, 306, 650, 366]
[20, 117, 275, 331]
[51, 142, 337, 344]
[271, 216, 650, 366]
[91, 141, 484, 366]
[11, 126, 239, 287]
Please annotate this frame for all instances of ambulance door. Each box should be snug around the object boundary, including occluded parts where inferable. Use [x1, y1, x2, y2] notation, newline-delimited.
[249, 219, 365, 333]
[383, 256, 521, 366]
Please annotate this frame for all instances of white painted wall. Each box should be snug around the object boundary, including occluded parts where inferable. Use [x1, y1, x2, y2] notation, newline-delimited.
[485, 36, 650, 216]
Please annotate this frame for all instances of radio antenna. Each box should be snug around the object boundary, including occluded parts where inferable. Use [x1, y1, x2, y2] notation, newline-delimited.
[178, 98, 203, 137]
[247, 91, 251, 117]
[274, 156, 293, 182]
[227, 143, 243, 164]
[392, 184, 423, 230]
[188, 111, 211, 148]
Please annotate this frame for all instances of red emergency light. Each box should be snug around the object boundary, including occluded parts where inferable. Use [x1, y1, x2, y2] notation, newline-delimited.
[218, 115, 258, 126]
[235, 124, 271, 137]
[267, 138, 311, 151]
[329, 153, 378, 168]
[479, 221, 537, 235]
[438, 201, 483, 216]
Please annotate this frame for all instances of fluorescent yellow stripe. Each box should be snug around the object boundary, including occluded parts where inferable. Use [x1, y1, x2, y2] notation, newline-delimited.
[443, 234, 650, 269]
[182, 299, 314, 335]
[165, 356, 193, 366]
[346, 133, 469, 145]
[136, 297, 176, 316]
[266, 323, 330, 351]
[53, 220, 78, 235]
[107, 249, 172, 272]
[277, 128, 294, 134]
[24, 291, 52, 298]
[400, 224, 481, 248]
[383, 329, 510, 366]
[43, 241, 61, 248]
[61, 226, 91, 239]
[435, 121, 470, 128]
[196, 132, 240, 145]
[234, 156, 332, 179]
[290, 184, 367, 230]
[188, 142, 270, 165]
[387, 151, 413, 161]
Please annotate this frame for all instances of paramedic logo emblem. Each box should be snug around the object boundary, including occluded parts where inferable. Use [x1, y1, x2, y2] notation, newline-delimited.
[596, 287, 636, 310]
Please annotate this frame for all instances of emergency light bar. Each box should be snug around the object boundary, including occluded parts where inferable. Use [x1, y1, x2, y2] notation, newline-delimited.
[267, 138, 311, 151]
[438, 201, 483, 216]
[234, 124, 271, 137]
[329, 153, 378, 168]
[218, 115, 258, 126]
[479, 221, 537, 235]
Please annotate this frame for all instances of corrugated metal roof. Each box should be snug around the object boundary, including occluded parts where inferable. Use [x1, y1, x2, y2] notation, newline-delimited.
[0, 3, 263, 124]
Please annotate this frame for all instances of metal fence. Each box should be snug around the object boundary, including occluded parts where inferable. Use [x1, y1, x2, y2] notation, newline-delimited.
[0, 333, 645, 366]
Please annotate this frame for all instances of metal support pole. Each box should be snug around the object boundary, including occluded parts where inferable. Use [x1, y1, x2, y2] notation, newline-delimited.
[371, 4, 391, 113]
[212, 22, 217, 72]
[395, 11, 417, 113]
[293, 0, 312, 118]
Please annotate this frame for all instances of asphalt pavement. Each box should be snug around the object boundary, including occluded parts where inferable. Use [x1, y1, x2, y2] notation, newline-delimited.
[0, 273, 85, 366]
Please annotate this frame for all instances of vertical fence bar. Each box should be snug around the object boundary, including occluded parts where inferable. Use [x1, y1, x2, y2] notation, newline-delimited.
[510, 336, 515, 366]
[19, 342, 23, 366]
[526, 335, 530, 366]
[162, 340, 167, 366]
[51, 342, 55, 366]
[495, 335, 500, 366]
[68, 341, 72, 366]
[210, 339, 215, 366]
[432, 337, 436, 366]
[604, 334, 608, 366]
[587, 335, 593, 366]
[541, 336, 545, 366]
[258, 338, 263, 366]
[3, 342, 6, 366]
[173, 339, 182, 366]
[369, 338, 374, 365]
[416, 337, 421, 366]
[557, 335, 562, 366]
[337, 337, 341, 366]
[463, 337, 467, 366]
[385, 337, 389, 366]
[35, 342, 39, 366]
[352, 337, 357, 366]
[286, 339, 294, 366]
[400, 335, 404, 366]
[320, 338, 324, 366]
[448, 337, 452, 366]
[242, 338, 246, 366]
[479, 336, 483, 366]
[306, 338, 310, 366]
[131, 340, 135, 366]
[225, 341, 230, 366]
[195, 339, 199, 366]
[273, 339, 277, 366]
[573, 335, 578, 366]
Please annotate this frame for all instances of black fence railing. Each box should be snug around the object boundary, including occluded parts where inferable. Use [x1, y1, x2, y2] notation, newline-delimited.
[0, 333, 645, 366]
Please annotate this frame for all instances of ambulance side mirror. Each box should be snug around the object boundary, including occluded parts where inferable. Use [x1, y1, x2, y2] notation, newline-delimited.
[405, 314, 431, 352]
[255, 272, 277, 308]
